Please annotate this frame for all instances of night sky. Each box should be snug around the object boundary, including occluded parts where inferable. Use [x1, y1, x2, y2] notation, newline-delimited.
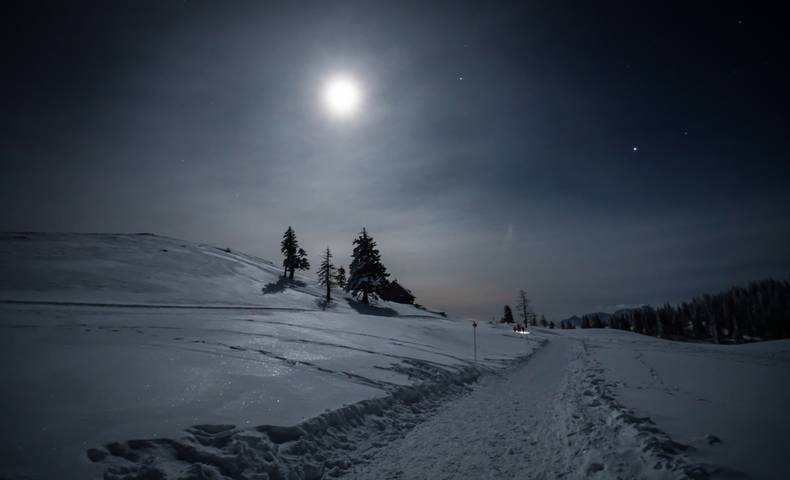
[2, 1, 789, 320]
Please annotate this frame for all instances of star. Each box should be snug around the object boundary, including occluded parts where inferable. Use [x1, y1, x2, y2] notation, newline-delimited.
[459, 76, 464, 81]
[632, 146, 638, 152]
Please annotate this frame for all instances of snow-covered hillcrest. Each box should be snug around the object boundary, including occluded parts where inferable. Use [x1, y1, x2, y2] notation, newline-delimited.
[1, 233, 788, 480]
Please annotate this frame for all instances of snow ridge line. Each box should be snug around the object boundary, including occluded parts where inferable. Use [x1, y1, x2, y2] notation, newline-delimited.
[560, 340, 711, 479]
[90, 345, 545, 480]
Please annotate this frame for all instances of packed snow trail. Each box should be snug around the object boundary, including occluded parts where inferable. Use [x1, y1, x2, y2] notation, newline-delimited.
[344, 333, 722, 480]
[344, 336, 575, 480]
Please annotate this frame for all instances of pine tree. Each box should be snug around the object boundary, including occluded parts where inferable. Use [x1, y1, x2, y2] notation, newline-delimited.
[346, 228, 389, 304]
[280, 227, 297, 279]
[335, 266, 347, 289]
[317, 247, 335, 304]
[280, 227, 310, 280]
[503, 305, 515, 323]
[581, 315, 591, 329]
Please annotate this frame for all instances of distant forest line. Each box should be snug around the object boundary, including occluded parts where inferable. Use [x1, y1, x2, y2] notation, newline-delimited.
[564, 278, 790, 343]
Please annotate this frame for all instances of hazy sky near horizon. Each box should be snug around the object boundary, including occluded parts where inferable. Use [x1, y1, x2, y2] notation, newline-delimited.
[2, 1, 789, 320]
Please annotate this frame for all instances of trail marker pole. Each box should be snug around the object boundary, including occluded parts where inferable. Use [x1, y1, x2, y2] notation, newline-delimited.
[472, 321, 478, 363]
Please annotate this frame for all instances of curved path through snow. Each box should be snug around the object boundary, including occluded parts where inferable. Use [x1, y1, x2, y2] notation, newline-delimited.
[343, 332, 730, 480]
[345, 337, 576, 480]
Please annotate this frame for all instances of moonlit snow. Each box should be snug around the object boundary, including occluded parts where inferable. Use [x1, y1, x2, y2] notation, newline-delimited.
[1, 233, 787, 479]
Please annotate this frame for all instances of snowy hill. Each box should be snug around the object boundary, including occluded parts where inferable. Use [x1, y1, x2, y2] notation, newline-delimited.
[0, 232, 428, 315]
[1, 232, 284, 304]
[2, 233, 788, 480]
[0, 232, 537, 480]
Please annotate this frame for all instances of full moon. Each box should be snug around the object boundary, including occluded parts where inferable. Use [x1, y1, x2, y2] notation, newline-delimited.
[322, 75, 362, 118]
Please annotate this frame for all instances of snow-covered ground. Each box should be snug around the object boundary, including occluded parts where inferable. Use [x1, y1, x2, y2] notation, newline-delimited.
[345, 330, 790, 480]
[1, 233, 787, 479]
[563, 329, 790, 479]
[0, 233, 537, 479]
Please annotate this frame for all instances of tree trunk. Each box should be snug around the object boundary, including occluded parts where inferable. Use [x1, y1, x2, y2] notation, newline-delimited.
[326, 282, 331, 304]
[289, 267, 294, 281]
[362, 290, 369, 304]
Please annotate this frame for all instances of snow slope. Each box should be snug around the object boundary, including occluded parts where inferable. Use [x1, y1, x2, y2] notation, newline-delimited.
[0, 233, 538, 480]
[1, 232, 333, 309]
[2, 233, 786, 479]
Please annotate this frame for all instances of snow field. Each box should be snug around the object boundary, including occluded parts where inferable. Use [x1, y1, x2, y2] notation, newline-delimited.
[3, 233, 788, 479]
[0, 232, 542, 479]
[91, 345, 538, 480]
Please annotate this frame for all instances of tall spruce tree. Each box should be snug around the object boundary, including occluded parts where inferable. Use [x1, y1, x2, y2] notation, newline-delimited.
[281, 227, 296, 278]
[317, 247, 335, 304]
[280, 227, 310, 280]
[346, 228, 389, 304]
[503, 305, 515, 323]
